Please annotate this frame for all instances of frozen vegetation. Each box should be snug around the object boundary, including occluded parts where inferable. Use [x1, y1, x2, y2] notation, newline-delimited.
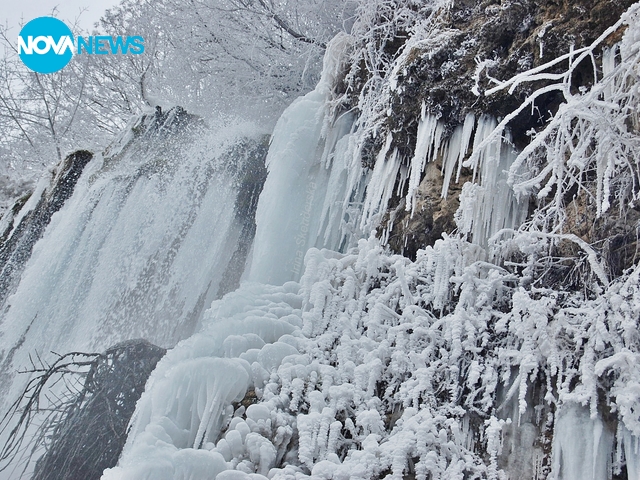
[105, 232, 640, 479]
[1, 0, 640, 479]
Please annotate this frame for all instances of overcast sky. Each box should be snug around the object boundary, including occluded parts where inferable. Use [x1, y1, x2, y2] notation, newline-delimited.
[1, 0, 122, 34]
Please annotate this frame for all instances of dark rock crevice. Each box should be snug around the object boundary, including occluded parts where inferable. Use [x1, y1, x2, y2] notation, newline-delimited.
[0, 150, 94, 307]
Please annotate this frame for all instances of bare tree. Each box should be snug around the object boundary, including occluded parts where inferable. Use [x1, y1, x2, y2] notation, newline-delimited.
[0, 24, 97, 164]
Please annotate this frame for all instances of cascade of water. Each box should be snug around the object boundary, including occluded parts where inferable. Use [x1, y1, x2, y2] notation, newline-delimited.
[0, 110, 267, 407]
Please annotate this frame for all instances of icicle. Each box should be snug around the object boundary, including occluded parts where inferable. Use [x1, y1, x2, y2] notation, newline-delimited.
[454, 116, 528, 248]
[360, 136, 398, 228]
[551, 403, 615, 480]
[316, 112, 357, 248]
[441, 113, 475, 198]
[621, 425, 640, 479]
[602, 46, 617, 102]
[456, 114, 476, 183]
[406, 110, 444, 213]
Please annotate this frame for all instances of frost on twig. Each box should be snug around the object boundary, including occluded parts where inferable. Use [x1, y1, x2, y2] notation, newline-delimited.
[469, 4, 640, 285]
[0, 340, 165, 480]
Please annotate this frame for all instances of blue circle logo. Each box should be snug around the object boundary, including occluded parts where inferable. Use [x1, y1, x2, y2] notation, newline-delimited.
[18, 17, 74, 74]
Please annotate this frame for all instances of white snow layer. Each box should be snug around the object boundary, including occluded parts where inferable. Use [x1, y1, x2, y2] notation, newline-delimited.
[104, 235, 640, 479]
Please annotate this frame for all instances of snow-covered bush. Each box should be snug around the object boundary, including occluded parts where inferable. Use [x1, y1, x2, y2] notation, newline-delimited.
[104, 233, 640, 479]
[469, 4, 640, 286]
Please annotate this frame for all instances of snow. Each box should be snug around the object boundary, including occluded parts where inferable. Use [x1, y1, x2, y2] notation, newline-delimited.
[4, 2, 640, 479]
[473, 3, 640, 234]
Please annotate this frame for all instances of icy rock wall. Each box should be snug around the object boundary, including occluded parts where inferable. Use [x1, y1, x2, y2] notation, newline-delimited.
[249, 32, 529, 286]
[370, 109, 529, 252]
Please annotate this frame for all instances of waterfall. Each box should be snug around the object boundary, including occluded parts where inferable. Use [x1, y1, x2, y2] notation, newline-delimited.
[0, 109, 267, 407]
[2, 17, 639, 480]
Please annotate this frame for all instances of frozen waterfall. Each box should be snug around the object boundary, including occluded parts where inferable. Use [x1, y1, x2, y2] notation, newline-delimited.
[1, 22, 639, 480]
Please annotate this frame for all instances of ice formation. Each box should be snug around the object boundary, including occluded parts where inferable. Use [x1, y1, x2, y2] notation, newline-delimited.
[248, 34, 366, 285]
[112, 10, 640, 476]
[4, 3, 640, 480]
[400, 109, 529, 248]
[78, 10, 640, 479]
[105, 234, 640, 479]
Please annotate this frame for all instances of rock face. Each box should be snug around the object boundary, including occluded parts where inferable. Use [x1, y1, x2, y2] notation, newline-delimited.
[216, 136, 269, 298]
[0, 150, 93, 305]
[384, 161, 472, 259]
[358, 0, 637, 262]
[562, 190, 640, 280]
[380, 0, 636, 148]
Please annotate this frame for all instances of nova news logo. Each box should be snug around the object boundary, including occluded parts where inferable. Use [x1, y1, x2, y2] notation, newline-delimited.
[18, 17, 144, 74]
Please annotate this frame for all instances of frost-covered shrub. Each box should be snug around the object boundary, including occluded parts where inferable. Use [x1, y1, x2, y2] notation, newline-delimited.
[107, 234, 640, 479]
[467, 5, 640, 285]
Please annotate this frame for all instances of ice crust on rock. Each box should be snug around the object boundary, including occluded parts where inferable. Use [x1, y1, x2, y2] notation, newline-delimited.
[103, 282, 304, 480]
